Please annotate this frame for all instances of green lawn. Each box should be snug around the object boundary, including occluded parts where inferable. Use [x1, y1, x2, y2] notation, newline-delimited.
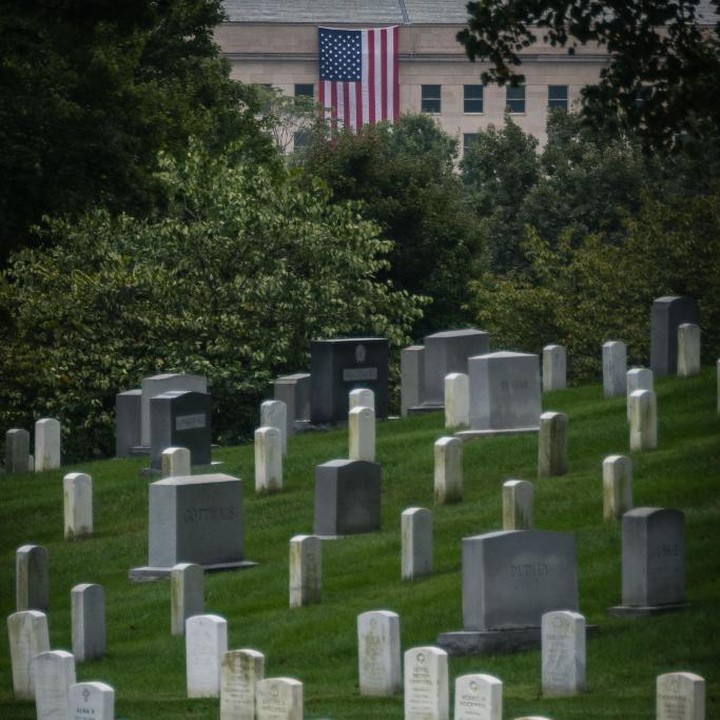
[1, 369, 719, 719]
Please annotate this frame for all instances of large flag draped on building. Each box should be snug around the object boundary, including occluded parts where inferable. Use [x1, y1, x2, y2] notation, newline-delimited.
[318, 26, 399, 131]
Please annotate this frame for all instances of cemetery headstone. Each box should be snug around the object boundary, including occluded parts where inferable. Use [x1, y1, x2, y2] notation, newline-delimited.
[186, 614, 228, 698]
[261, 399, 288, 455]
[609, 507, 686, 615]
[289, 535, 321, 608]
[33, 650, 76, 720]
[542, 345, 567, 392]
[454, 673, 502, 720]
[541, 610, 586, 696]
[349, 387, 375, 411]
[5, 428, 30, 473]
[115, 388, 141, 457]
[650, 296, 700, 377]
[602, 341, 627, 398]
[7, 609, 49, 699]
[68, 681, 114, 720]
[629, 389, 657, 451]
[434, 436, 462, 504]
[220, 648, 265, 720]
[35, 418, 61, 472]
[255, 677, 303, 720]
[171, 563, 204, 636]
[16, 544, 49, 611]
[404, 646, 449, 720]
[255, 427, 283, 493]
[274, 373, 311, 435]
[656, 671, 705, 720]
[717, 359, 720, 414]
[162, 447, 191, 478]
[677, 323, 701, 377]
[627, 368, 653, 422]
[71, 583, 106, 662]
[313, 459, 381, 536]
[64, 472, 93, 540]
[502, 480, 533, 530]
[444, 372, 470, 428]
[401, 345, 425, 416]
[348, 405, 375, 462]
[602, 455, 633, 521]
[538, 411, 568, 478]
[310, 338, 389, 423]
[357, 610, 401, 697]
[401, 507, 433, 580]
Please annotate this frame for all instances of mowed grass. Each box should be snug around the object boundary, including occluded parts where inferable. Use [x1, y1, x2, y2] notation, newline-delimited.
[1, 369, 719, 719]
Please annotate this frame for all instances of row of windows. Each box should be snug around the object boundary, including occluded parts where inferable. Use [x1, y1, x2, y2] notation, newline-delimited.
[421, 84, 569, 114]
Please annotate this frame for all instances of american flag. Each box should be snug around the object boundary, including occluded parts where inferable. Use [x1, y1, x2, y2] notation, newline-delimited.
[318, 26, 399, 131]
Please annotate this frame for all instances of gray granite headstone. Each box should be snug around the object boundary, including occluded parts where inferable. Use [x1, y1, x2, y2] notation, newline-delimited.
[401, 345, 425, 416]
[313, 459, 381, 536]
[274, 373, 311, 434]
[16, 544, 49, 611]
[310, 338, 389, 423]
[114, 388, 141, 457]
[5, 428, 30, 474]
[71, 583, 106, 662]
[650, 296, 700, 378]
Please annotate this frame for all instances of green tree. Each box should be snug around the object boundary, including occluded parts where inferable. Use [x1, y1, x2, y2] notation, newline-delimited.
[0, 141, 424, 461]
[458, 0, 720, 150]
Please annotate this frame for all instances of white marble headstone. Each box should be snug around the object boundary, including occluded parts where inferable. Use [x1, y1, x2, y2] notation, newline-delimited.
[186, 614, 228, 697]
[656, 671, 705, 720]
[220, 648, 265, 720]
[541, 610, 586, 696]
[7, 609, 50, 699]
[68, 681, 114, 720]
[357, 610, 401, 697]
[255, 677, 303, 720]
[404, 646, 449, 720]
[33, 650, 76, 720]
[434, 436, 462, 504]
[454, 673, 502, 720]
[255, 426, 283, 493]
[349, 405, 375, 462]
[64, 473, 93, 539]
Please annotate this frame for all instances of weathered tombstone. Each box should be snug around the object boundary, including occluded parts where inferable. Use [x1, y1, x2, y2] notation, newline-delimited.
[140, 372, 207, 447]
[423, 329, 490, 408]
[289, 535, 321, 608]
[131, 473, 248, 580]
[437, 529, 578, 655]
[542, 345, 567, 392]
[629, 389, 657, 451]
[274, 373, 311, 435]
[68, 681, 114, 720]
[150, 389, 211, 470]
[602, 455, 633, 521]
[171, 563, 204, 636]
[401, 507, 433, 580]
[35, 418, 61, 472]
[541, 610, 586, 696]
[677, 323, 701, 377]
[502, 480, 533, 530]
[186, 614, 228, 698]
[162, 447, 191, 478]
[7, 609, 49, 699]
[16, 544, 49, 611]
[5, 428, 30, 474]
[468, 352, 541, 432]
[255, 678, 303, 720]
[33, 650, 76, 720]
[220, 648, 265, 720]
[656, 671, 705, 720]
[348, 405, 375, 462]
[310, 337, 389, 423]
[538, 411, 568, 478]
[602, 341, 627, 398]
[626, 368, 654, 422]
[454, 673, 502, 720]
[401, 345, 425, 416]
[650, 296, 700, 377]
[404, 646, 449, 720]
[349, 387, 375, 411]
[261, 399, 288, 456]
[115, 388, 142, 457]
[609, 507, 686, 615]
[357, 610, 401, 697]
[64, 472, 93, 540]
[434, 436, 462, 504]
[313, 459, 381, 536]
[255, 427, 283, 493]
[72, 583, 106, 662]
[445, 372, 469, 428]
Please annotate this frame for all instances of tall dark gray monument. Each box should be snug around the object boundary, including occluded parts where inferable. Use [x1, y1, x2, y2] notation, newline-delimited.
[650, 296, 700, 377]
[115, 389, 142, 458]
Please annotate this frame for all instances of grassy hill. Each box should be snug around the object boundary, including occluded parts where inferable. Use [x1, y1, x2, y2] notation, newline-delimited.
[1, 369, 719, 719]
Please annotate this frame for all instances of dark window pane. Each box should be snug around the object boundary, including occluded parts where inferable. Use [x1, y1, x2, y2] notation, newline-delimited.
[464, 85, 484, 113]
[506, 85, 526, 113]
[421, 84, 442, 113]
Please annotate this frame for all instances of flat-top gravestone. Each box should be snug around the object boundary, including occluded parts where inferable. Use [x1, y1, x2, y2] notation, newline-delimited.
[310, 337, 389, 423]
[68, 681, 114, 720]
[171, 563, 204, 636]
[423, 329, 490, 407]
[357, 610, 401, 697]
[7, 609, 50, 699]
[404, 646, 449, 720]
[650, 296, 700, 377]
[274, 373, 311, 435]
[16, 544, 49, 611]
[255, 677, 303, 720]
[33, 650, 76, 720]
[220, 648, 265, 720]
[542, 345, 566, 392]
[602, 341, 627, 398]
[313, 459, 381, 536]
[656, 671, 705, 720]
[401, 345, 425, 416]
[454, 673, 502, 720]
[64, 472, 93, 539]
[72, 583, 106, 662]
[402, 507, 433, 580]
[35, 418, 61, 472]
[186, 614, 228, 698]
[541, 610, 586, 697]
[5, 428, 30, 473]
[115, 388, 142, 457]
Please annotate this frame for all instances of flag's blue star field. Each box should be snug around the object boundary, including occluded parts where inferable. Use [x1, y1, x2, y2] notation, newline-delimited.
[319, 28, 362, 82]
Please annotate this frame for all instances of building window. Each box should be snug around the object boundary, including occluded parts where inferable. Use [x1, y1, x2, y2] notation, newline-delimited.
[464, 85, 484, 113]
[548, 85, 568, 110]
[506, 84, 526, 113]
[294, 83, 314, 98]
[463, 133, 478, 154]
[421, 85, 442, 113]
[293, 129, 312, 151]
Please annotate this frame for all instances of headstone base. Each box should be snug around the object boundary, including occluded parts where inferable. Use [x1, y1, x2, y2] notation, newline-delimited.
[138, 460, 224, 478]
[129, 560, 257, 583]
[407, 403, 444, 415]
[455, 427, 539, 441]
[607, 603, 688, 617]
